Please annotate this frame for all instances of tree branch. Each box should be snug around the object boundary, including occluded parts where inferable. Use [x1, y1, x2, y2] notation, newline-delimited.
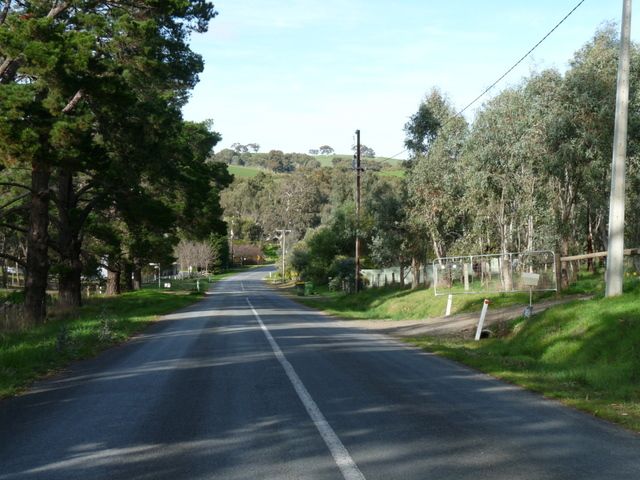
[0, 192, 29, 212]
[0, 182, 33, 192]
[0, 252, 26, 268]
[62, 89, 84, 114]
[76, 181, 97, 200]
[0, 0, 11, 25]
[0, 57, 11, 77]
[78, 193, 107, 226]
[0, 222, 27, 234]
[0, 2, 70, 83]
[47, 1, 70, 19]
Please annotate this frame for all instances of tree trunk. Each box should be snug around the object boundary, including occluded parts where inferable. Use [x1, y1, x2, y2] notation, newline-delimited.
[559, 237, 570, 290]
[106, 269, 121, 295]
[1, 258, 7, 288]
[500, 225, 513, 291]
[411, 257, 419, 290]
[586, 209, 595, 273]
[56, 169, 82, 309]
[122, 262, 134, 292]
[58, 261, 82, 308]
[25, 161, 50, 325]
[527, 215, 534, 252]
[133, 265, 142, 290]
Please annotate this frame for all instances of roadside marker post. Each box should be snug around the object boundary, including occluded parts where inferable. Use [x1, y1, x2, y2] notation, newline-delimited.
[445, 294, 453, 316]
[475, 299, 490, 341]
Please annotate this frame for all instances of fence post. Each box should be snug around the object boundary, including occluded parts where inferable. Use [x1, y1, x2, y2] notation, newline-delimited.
[554, 252, 563, 294]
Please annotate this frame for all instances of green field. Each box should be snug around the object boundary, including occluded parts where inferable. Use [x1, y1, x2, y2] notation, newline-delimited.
[378, 169, 405, 178]
[226, 162, 404, 179]
[228, 164, 264, 178]
[313, 154, 405, 168]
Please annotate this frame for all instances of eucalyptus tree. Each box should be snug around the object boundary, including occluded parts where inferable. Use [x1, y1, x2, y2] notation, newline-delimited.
[462, 84, 552, 290]
[404, 89, 469, 275]
[265, 169, 330, 241]
[555, 26, 640, 256]
[535, 27, 640, 283]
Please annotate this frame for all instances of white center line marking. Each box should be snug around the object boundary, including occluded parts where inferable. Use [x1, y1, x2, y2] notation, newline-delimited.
[246, 298, 366, 480]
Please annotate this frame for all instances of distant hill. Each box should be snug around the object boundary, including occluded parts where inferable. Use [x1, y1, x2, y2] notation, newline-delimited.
[210, 149, 405, 178]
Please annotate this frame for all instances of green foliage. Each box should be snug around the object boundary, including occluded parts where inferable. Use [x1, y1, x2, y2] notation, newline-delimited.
[404, 91, 443, 155]
[0, 1, 227, 318]
[327, 256, 355, 291]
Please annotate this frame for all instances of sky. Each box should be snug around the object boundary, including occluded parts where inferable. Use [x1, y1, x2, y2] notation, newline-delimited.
[181, 1, 639, 159]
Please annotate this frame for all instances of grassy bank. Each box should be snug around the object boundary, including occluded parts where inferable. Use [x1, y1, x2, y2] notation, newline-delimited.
[0, 270, 243, 399]
[295, 284, 560, 321]
[407, 280, 640, 431]
[292, 271, 615, 321]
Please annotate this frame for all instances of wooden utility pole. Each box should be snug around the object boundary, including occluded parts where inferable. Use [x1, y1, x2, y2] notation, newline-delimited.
[354, 129, 362, 293]
[606, 0, 632, 297]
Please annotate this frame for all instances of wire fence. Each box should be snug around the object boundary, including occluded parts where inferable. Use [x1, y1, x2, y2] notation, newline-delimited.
[433, 251, 557, 296]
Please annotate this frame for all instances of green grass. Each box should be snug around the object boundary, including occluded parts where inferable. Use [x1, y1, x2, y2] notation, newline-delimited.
[295, 283, 559, 321]
[0, 270, 245, 399]
[313, 154, 404, 168]
[407, 278, 640, 431]
[228, 164, 264, 178]
[377, 169, 405, 178]
[293, 271, 618, 321]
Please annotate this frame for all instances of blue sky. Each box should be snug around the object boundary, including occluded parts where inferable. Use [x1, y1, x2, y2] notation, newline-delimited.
[182, 1, 638, 158]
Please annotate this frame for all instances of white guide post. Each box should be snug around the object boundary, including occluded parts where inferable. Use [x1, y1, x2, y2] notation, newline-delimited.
[475, 299, 490, 341]
[445, 294, 453, 317]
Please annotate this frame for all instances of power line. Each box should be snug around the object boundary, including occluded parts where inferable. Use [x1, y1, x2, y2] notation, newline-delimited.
[389, 0, 586, 161]
[454, 0, 586, 119]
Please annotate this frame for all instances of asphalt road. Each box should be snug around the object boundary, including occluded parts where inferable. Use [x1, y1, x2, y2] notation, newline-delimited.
[1, 267, 639, 479]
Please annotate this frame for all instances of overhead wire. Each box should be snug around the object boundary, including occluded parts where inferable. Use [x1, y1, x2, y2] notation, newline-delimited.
[385, 0, 587, 161]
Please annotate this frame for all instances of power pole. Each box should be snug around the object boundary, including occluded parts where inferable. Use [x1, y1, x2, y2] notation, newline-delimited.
[354, 129, 362, 293]
[276, 229, 291, 283]
[606, 0, 632, 297]
[229, 227, 234, 268]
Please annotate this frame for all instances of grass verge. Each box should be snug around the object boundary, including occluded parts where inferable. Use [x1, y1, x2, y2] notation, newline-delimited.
[292, 272, 618, 321]
[406, 279, 640, 431]
[295, 284, 559, 321]
[0, 270, 243, 399]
